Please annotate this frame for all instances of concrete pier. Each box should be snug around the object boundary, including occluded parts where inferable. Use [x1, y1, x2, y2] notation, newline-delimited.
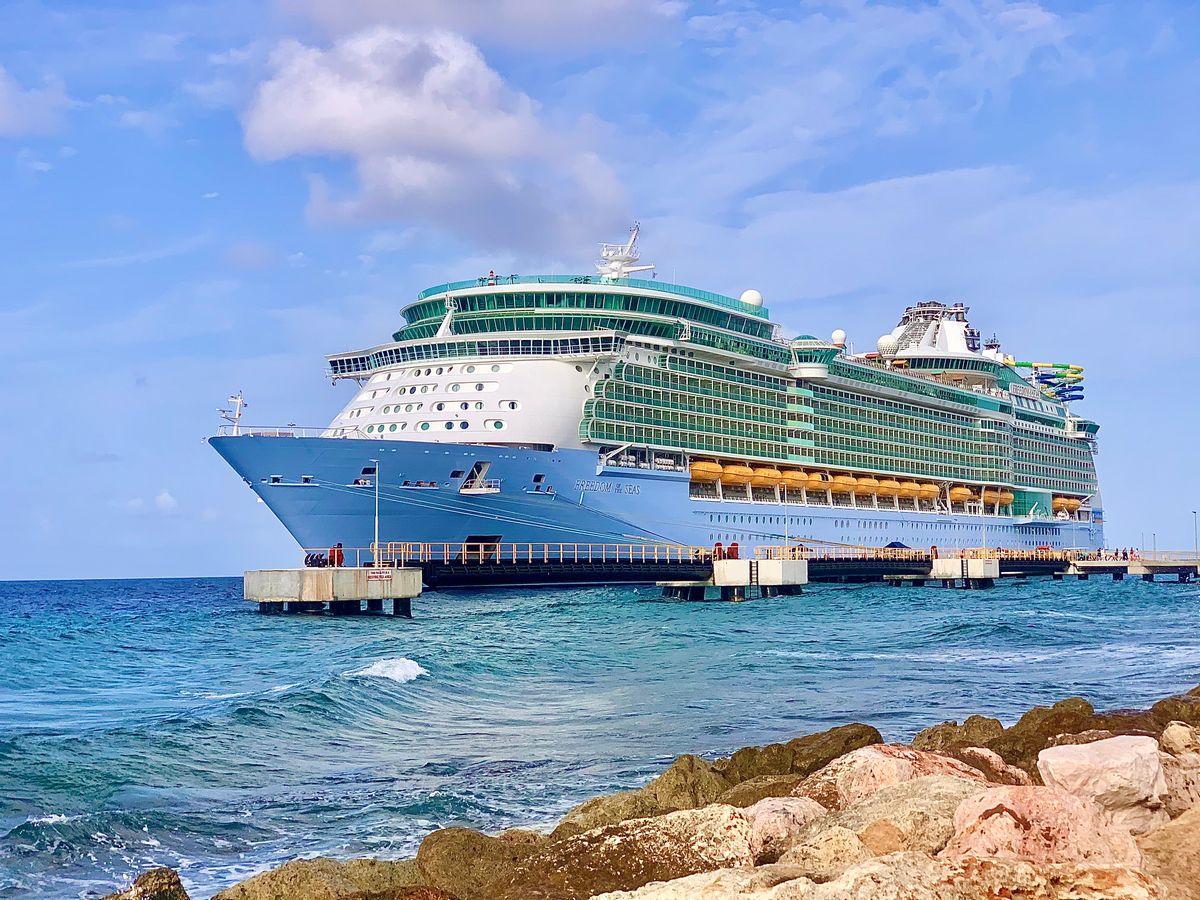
[245, 567, 422, 616]
[659, 558, 808, 601]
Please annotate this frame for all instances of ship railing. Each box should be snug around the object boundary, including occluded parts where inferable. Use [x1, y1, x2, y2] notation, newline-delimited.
[1139, 550, 1200, 562]
[756, 546, 1076, 562]
[215, 424, 354, 438]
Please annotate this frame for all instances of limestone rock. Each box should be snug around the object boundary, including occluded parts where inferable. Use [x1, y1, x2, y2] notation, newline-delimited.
[496, 827, 544, 845]
[911, 715, 1002, 752]
[775, 852, 1163, 899]
[1138, 803, 1200, 900]
[1037, 735, 1169, 834]
[777, 825, 874, 882]
[213, 858, 426, 900]
[718, 775, 808, 808]
[102, 868, 190, 900]
[712, 724, 882, 786]
[591, 864, 812, 899]
[1161, 751, 1200, 818]
[1048, 728, 1119, 747]
[944, 746, 1031, 786]
[986, 697, 1099, 776]
[743, 796, 827, 863]
[1152, 692, 1200, 728]
[550, 754, 729, 840]
[791, 744, 988, 811]
[1160, 721, 1200, 756]
[492, 804, 758, 900]
[416, 827, 535, 900]
[941, 785, 1142, 866]
[814, 775, 987, 856]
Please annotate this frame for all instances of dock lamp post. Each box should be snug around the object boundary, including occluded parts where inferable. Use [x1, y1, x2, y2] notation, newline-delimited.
[371, 457, 380, 564]
[1192, 510, 1197, 560]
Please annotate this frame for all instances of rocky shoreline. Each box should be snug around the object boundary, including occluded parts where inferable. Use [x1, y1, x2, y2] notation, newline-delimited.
[106, 684, 1200, 899]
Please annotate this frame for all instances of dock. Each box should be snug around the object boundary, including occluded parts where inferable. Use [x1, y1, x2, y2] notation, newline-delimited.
[243, 544, 1200, 615]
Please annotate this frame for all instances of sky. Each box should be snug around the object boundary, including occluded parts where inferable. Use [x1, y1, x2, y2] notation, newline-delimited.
[1, 0, 1198, 580]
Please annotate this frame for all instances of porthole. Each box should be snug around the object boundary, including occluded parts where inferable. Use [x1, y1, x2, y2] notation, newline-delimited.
[389, 423, 397, 432]
[491, 364, 500, 372]
[451, 384, 460, 393]
[436, 402, 445, 411]
[505, 401, 519, 410]
[420, 422, 430, 431]
[460, 402, 469, 410]
[424, 368, 432, 376]
[381, 405, 390, 414]
[444, 422, 454, 430]
[435, 367, 444, 375]
[408, 386, 417, 394]
[420, 385, 428, 393]
[474, 401, 483, 410]
[466, 365, 476, 373]
[459, 421, 469, 429]
[575, 365, 583, 372]
[399, 422, 408, 431]
[474, 383, 483, 391]
[366, 424, 375, 433]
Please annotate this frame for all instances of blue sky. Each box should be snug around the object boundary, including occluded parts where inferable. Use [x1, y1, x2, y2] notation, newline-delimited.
[2, 0, 1197, 579]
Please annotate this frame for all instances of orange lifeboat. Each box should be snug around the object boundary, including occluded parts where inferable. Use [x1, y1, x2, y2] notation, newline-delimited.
[918, 483, 941, 501]
[807, 472, 831, 492]
[877, 479, 902, 497]
[780, 469, 807, 491]
[982, 490, 1003, 505]
[689, 460, 722, 483]
[899, 481, 922, 499]
[751, 466, 783, 488]
[1065, 498, 1082, 512]
[720, 464, 754, 486]
[1051, 496, 1070, 512]
[854, 476, 879, 496]
[999, 491, 1015, 506]
[831, 474, 857, 494]
[948, 486, 973, 503]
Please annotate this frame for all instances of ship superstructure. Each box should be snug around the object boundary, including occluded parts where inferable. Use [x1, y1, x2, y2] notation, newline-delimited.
[211, 228, 1103, 553]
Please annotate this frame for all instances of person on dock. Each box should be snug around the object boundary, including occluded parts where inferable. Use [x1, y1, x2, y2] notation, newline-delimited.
[329, 542, 345, 567]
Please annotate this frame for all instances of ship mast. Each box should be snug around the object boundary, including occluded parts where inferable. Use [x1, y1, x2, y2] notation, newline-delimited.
[597, 223, 655, 281]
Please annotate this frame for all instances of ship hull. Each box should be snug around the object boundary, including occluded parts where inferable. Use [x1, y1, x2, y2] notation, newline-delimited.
[211, 436, 1104, 556]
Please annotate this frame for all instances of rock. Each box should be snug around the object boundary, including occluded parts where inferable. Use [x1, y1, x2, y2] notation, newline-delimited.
[1048, 728, 1119, 747]
[777, 852, 1163, 899]
[415, 827, 536, 900]
[214, 858, 426, 900]
[1152, 692, 1200, 728]
[712, 724, 883, 786]
[1138, 803, 1200, 900]
[778, 826, 874, 882]
[491, 804, 758, 900]
[496, 827, 544, 845]
[1161, 750, 1200, 818]
[549, 754, 730, 839]
[1160, 720, 1200, 756]
[1037, 735, 1169, 834]
[941, 785, 1142, 866]
[742, 796, 827, 862]
[102, 868, 190, 900]
[986, 697, 1099, 776]
[943, 746, 1031, 786]
[791, 744, 989, 811]
[718, 774, 808, 807]
[813, 775, 988, 856]
[590, 864, 812, 899]
[911, 715, 1003, 752]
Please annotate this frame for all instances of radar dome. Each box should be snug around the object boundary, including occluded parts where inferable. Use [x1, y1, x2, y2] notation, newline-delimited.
[877, 334, 900, 357]
[831, 329, 847, 347]
[739, 289, 764, 307]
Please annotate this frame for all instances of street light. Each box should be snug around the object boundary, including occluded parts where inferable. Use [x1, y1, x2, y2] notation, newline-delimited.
[371, 457, 380, 563]
[1152, 532, 1157, 557]
[1192, 510, 1197, 560]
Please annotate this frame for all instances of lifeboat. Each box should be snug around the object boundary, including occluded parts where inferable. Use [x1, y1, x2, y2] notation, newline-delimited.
[1065, 498, 1082, 512]
[720, 464, 754, 486]
[999, 491, 1015, 506]
[689, 460, 722, 483]
[1051, 497, 1069, 512]
[877, 479, 902, 497]
[948, 486, 973, 503]
[899, 481, 922, 499]
[807, 472, 831, 492]
[982, 490, 1003, 505]
[918, 483, 941, 501]
[751, 466, 783, 488]
[854, 477, 879, 496]
[780, 469, 807, 491]
[831, 474, 857, 494]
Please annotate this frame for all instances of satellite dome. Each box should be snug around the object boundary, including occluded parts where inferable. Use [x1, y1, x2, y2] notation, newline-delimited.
[739, 289, 764, 307]
[831, 329, 847, 347]
[877, 334, 900, 357]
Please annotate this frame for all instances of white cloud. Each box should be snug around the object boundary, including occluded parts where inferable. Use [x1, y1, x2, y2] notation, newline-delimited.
[242, 28, 625, 251]
[154, 490, 178, 512]
[203, 191, 220, 199]
[119, 108, 176, 137]
[15, 148, 52, 174]
[0, 66, 67, 136]
[278, 0, 682, 45]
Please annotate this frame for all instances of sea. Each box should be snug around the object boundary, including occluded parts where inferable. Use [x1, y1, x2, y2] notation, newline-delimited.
[1, 577, 1197, 899]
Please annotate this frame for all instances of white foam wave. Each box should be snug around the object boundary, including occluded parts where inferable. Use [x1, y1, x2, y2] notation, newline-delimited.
[352, 658, 428, 683]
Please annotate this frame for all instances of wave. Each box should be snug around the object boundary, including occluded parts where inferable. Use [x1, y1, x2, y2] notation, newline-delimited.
[351, 658, 429, 684]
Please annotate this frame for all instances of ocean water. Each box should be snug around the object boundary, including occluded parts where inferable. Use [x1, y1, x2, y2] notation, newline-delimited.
[1, 577, 1198, 899]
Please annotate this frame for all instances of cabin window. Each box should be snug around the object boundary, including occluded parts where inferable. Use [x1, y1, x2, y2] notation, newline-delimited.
[361, 466, 376, 476]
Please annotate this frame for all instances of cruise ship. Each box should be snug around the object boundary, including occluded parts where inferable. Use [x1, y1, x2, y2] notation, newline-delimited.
[210, 227, 1103, 555]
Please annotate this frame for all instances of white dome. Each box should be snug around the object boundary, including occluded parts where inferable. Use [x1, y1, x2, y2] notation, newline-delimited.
[831, 329, 847, 346]
[877, 334, 900, 357]
[739, 289, 764, 307]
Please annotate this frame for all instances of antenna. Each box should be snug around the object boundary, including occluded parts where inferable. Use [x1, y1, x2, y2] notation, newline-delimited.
[218, 391, 247, 435]
[597, 222, 655, 281]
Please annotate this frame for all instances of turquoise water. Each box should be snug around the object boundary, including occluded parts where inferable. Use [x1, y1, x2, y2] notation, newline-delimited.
[1, 577, 1198, 898]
